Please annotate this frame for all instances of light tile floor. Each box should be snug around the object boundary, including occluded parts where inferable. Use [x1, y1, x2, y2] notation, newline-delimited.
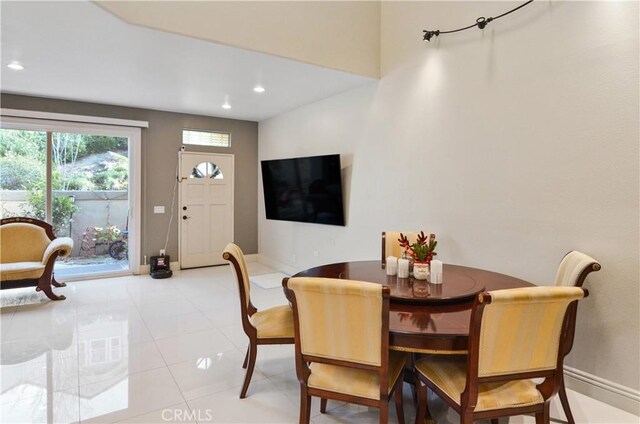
[0, 264, 637, 424]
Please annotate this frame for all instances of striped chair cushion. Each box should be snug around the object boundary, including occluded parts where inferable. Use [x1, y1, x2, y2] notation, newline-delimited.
[223, 243, 252, 309]
[554, 251, 598, 287]
[288, 277, 383, 366]
[308, 350, 406, 400]
[250, 305, 294, 339]
[478, 286, 585, 376]
[416, 355, 543, 411]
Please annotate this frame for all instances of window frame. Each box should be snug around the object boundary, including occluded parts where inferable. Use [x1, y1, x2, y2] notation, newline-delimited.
[0, 115, 142, 277]
[182, 128, 231, 148]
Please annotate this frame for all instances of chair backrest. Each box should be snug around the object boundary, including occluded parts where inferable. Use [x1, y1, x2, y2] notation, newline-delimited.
[285, 277, 388, 367]
[382, 231, 435, 266]
[0, 218, 54, 263]
[469, 286, 587, 381]
[222, 242, 253, 313]
[554, 250, 601, 288]
[553, 250, 600, 357]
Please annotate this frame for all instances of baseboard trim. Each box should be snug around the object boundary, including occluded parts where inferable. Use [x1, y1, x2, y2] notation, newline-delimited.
[244, 254, 259, 263]
[254, 254, 299, 276]
[139, 255, 256, 273]
[564, 366, 640, 416]
[139, 261, 179, 275]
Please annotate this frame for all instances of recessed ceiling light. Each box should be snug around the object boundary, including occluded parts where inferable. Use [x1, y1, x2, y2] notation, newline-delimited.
[253, 86, 265, 93]
[7, 62, 24, 71]
[222, 103, 231, 109]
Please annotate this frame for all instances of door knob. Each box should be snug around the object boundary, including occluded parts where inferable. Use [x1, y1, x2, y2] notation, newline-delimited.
[182, 206, 187, 211]
[182, 215, 189, 220]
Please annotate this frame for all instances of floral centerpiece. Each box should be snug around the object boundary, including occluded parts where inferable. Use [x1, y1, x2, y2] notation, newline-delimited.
[398, 231, 437, 264]
[398, 231, 437, 281]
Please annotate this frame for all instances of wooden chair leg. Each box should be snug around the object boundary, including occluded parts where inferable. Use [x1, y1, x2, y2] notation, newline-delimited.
[415, 380, 435, 424]
[558, 379, 576, 424]
[490, 419, 499, 424]
[320, 398, 328, 413]
[535, 402, 551, 424]
[239, 342, 257, 398]
[39, 285, 66, 301]
[51, 275, 67, 287]
[461, 411, 474, 424]
[242, 345, 250, 369]
[36, 259, 65, 301]
[300, 388, 311, 424]
[379, 399, 389, 424]
[394, 380, 405, 424]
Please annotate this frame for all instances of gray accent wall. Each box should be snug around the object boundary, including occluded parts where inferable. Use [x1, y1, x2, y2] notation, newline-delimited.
[1, 94, 259, 265]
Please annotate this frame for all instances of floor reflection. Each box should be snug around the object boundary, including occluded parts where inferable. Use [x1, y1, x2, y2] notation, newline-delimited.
[0, 269, 635, 424]
[1, 288, 132, 423]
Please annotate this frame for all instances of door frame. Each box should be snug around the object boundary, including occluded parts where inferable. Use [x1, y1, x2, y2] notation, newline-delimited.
[0, 115, 142, 277]
[178, 151, 235, 269]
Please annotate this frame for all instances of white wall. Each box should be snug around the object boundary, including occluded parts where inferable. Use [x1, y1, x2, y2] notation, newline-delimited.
[258, 1, 639, 412]
[98, 1, 381, 78]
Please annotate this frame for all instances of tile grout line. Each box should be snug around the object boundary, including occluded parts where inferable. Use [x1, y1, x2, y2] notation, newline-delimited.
[75, 297, 82, 423]
[139, 283, 197, 417]
[153, 328, 196, 419]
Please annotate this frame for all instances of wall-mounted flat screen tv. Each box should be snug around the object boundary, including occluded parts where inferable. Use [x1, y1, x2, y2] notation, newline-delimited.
[261, 154, 345, 226]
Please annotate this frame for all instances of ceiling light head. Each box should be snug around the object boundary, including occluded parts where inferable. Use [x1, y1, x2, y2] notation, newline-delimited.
[423, 30, 440, 42]
[253, 86, 265, 93]
[222, 103, 231, 110]
[7, 62, 24, 70]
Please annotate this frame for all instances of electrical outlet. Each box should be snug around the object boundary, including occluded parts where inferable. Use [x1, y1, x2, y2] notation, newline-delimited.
[159, 249, 166, 256]
[292, 254, 297, 263]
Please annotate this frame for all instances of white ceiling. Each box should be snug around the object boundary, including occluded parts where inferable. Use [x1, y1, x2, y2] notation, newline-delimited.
[0, 1, 374, 122]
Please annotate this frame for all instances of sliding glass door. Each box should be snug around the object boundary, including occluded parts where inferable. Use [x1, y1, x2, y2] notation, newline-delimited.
[0, 118, 140, 279]
[0, 129, 47, 221]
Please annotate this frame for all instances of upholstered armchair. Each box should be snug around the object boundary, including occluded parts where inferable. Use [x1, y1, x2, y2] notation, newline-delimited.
[284, 277, 406, 424]
[0, 217, 73, 301]
[222, 243, 294, 399]
[415, 286, 588, 424]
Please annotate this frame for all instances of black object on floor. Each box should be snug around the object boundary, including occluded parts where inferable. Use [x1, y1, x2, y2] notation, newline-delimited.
[150, 255, 173, 279]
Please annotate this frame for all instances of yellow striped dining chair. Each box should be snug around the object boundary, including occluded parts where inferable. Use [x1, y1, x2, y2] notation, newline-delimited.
[415, 286, 588, 424]
[283, 277, 406, 424]
[222, 243, 294, 398]
[553, 251, 601, 424]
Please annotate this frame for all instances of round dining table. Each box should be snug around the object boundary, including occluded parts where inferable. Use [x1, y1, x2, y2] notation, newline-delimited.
[292, 260, 534, 353]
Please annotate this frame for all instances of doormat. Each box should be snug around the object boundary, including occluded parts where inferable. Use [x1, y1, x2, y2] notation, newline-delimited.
[250, 272, 289, 289]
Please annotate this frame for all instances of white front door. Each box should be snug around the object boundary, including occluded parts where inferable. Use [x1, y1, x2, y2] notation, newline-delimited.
[179, 152, 234, 268]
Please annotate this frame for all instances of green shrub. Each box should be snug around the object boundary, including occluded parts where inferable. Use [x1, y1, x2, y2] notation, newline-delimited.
[92, 164, 128, 190]
[0, 130, 46, 160]
[81, 135, 128, 158]
[21, 174, 79, 234]
[0, 155, 45, 190]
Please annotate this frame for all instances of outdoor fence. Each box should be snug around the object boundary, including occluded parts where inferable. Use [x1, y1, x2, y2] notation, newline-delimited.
[0, 190, 128, 257]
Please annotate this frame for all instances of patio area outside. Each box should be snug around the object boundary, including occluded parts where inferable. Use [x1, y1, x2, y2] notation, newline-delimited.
[0, 129, 130, 278]
[1, 189, 129, 278]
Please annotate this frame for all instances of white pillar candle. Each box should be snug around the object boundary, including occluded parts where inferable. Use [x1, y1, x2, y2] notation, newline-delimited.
[397, 258, 410, 278]
[386, 256, 398, 276]
[431, 259, 443, 284]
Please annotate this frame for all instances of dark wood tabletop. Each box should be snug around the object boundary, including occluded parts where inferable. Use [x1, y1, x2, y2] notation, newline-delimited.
[292, 260, 534, 353]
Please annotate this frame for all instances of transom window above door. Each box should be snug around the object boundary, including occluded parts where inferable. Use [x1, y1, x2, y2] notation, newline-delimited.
[182, 129, 230, 147]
